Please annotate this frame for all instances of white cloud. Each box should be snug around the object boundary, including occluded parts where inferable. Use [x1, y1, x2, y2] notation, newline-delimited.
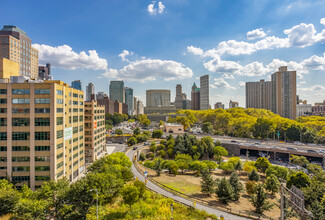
[238, 81, 246, 87]
[298, 85, 325, 92]
[221, 73, 235, 79]
[211, 78, 236, 89]
[320, 18, 325, 26]
[147, 1, 165, 15]
[284, 23, 318, 47]
[187, 46, 204, 56]
[302, 53, 325, 70]
[118, 50, 134, 62]
[33, 44, 108, 70]
[247, 28, 267, 40]
[102, 59, 193, 82]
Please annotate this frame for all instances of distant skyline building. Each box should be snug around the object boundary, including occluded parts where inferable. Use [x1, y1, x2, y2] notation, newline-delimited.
[214, 102, 225, 109]
[297, 103, 312, 117]
[200, 74, 209, 110]
[191, 82, 200, 110]
[175, 84, 183, 109]
[71, 80, 82, 90]
[0, 25, 39, 78]
[136, 99, 144, 115]
[125, 87, 134, 115]
[96, 91, 107, 100]
[38, 63, 52, 80]
[145, 89, 176, 114]
[86, 82, 95, 101]
[109, 80, 125, 103]
[229, 100, 239, 109]
[246, 79, 272, 110]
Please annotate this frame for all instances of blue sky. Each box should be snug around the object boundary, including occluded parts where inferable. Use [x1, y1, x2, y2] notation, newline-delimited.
[1, 0, 325, 107]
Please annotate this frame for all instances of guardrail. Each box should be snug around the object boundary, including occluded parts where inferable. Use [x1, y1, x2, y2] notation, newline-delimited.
[133, 160, 275, 220]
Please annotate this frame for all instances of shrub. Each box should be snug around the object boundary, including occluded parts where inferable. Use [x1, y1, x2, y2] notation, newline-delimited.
[127, 137, 137, 146]
[152, 129, 163, 138]
[255, 157, 271, 173]
[216, 177, 234, 204]
[143, 161, 155, 169]
[243, 161, 256, 172]
[158, 150, 166, 158]
[146, 152, 154, 160]
[248, 169, 260, 182]
[286, 171, 310, 189]
[246, 181, 257, 195]
[139, 153, 145, 161]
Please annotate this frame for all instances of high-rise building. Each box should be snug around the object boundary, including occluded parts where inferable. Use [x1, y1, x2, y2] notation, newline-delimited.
[84, 100, 106, 164]
[133, 97, 137, 115]
[191, 83, 200, 110]
[109, 81, 125, 103]
[229, 100, 239, 109]
[175, 84, 183, 109]
[271, 66, 296, 119]
[136, 100, 144, 115]
[125, 87, 133, 115]
[200, 75, 209, 110]
[0, 78, 85, 190]
[86, 83, 95, 101]
[96, 96, 115, 115]
[38, 63, 52, 80]
[246, 79, 272, 110]
[0, 25, 39, 78]
[145, 90, 176, 114]
[71, 80, 82, 91]
[214, 102, 225, 109]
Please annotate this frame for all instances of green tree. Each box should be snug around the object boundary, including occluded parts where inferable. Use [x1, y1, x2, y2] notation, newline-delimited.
[250, 183, 272, 214]
[290, 155, 309, 168]
[264, 174, 280, 194]
[133, 127, 141, 135]
[14, 198, 48, 220]
[152, 129, 163, 138]
[121, 184, 140, 208]
[115, 128, 123, 135]
[286, 171, 310, 189]
[249, 169, 260, 182]
[133, 180, 146, 199]
[202, 122, 213, 134]
[200, 136, 215, 159]
[200, 169, 215, 196]
[219, 162, 234, 174]
[0, 179, 20, 216]
[213, 146, 228, 163]
[229, 171, 243, 201]
[235, 161, 243, 171]
[265, 165, 288, 182]
[127, 137, 137, 146]
[253, 118, 274, 139]
[255, 157, 270, 173]
[216, 177, 234, 204]
[203, 160, 218, 172]
[245, 181, 257, 195]
[154, 158, 164, 176]
[138, 114, 151, 127]
[190, 160, 208, 174]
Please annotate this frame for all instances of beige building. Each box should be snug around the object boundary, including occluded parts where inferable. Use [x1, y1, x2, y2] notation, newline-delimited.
[145, 89, 176, 114]
[271, 66, 297, 119]
[246, 79, 272, 110]
[214, 102, 224, 109]
[160, 123, 184, 134]
[0, 79, 85, 190]
[0, 25, 39, 79]
[229, 100, 239, 109]
[0, 58, 19, 80]
[84, 101, 106, 164]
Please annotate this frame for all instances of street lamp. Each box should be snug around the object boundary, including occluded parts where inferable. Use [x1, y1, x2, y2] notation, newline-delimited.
[90, 189, 98, 220]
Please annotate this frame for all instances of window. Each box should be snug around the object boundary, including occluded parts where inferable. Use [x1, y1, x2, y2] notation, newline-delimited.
[0, 132, 7, 141]
[12, 132, 30, 140]
[35, 98, 50, 104]
[73, 93, 78, 98]
[0, 99, 7, 104]
[35, 108, 50, 113]
[57, 152, 63, 159]
[35, 118, 50, 126]
[57, 99, 63, 104]
[57, 143, 63, 149]
[35, 166, 50, 171]
[35, 146, 50, 151]
[57, 161, 64, 169]
[56, 90, 63, 95]
[79, 115, 83, 122]
[79, 101, 83, 105]
[35, 132, 50, 140]
[73, 116, 78, 123]
[73, 137, 78, 142]
[35, 156, 50, 162]
[57, 130, 63, 139]
[57, 117, 63, 125]
[0, 118, 7, 126]
[73, 108, 78, 112]
[0, 157, 7, 162]
[0, 108, 7, 113]
[57, 170, 63, 178]
[79, 108, 83, 112]
[12, 118, 30, 126]
[12, 89, 30, 94]
[73, 126, 78, 134]
[12, 176, 30, 182]
[73, 101, 78, 105]
[0, 146, 6, 151]
[12, 146, 29, 151]
[35, 89, 50, 94]
[73, 160, 78, 167]
[12, 157, 30, 162]
[79, 125, 83, 132]
[56, 108, 63, 113]
[12, 108, 29, 113]
[0, 89, 7, 94]
[12, 166, 30, 172]
[12, 98, 30, 104]
[35, 176, 50, 181]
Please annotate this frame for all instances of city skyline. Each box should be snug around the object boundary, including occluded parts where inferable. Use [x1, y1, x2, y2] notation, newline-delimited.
[1, 1, 325, 106]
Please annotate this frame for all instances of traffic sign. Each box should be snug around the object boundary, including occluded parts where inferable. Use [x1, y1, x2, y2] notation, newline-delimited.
[144, 171, 148, 177]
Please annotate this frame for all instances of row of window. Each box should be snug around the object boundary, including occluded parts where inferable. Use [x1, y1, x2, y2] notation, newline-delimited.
[0, 89, 49, 95]
[0, 132, 50, 141]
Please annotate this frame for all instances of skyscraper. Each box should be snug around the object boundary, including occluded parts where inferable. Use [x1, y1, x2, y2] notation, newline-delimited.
[246, 79, 272, 110]
[145, 89, 176, 114]
[0, 25, 39, 78]
[175, 84, 183, 109]
[86, 83, 95, 101]
[125, 87, 133, 115]
[109, 81, 125, 103]
[271, 66, 296, 119]
[71, 80, 82, 91]
[191, 83, 200, 110]
[200, 75, 209, 110]
[38, 63, 52, 80]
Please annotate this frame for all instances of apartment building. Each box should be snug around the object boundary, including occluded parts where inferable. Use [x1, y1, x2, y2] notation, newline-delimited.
[0, 78, 85, 190]
[84, 101, 106, 164]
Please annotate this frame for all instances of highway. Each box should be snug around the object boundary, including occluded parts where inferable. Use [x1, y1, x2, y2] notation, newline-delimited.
[126, 145, 249, 220]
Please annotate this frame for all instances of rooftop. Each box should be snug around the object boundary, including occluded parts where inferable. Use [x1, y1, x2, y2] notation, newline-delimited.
[0, 25, 28, 38]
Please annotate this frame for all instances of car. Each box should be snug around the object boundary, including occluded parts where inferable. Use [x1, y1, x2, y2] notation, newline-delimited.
[133, 146, 137, 150]
[231, 140, 237, 143]
[255, 142, 261, 145]
[144, 142, 150, 146]
[307, 149, 318, 154]
[318, 150, 325, 154]
[287, 147, 297, 151]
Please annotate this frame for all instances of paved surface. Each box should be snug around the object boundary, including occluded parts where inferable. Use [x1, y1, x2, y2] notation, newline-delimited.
[126, 146, 248, 220]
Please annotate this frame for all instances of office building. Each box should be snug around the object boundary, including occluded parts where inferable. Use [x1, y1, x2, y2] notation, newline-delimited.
[191, 83, 200, 110]
[175, 84, 183, 109]
[297, 103, 312, 117]
[122, 103, 128, 115]
[96, 96, 115, 115]
[86, 83, 95, 101]
[0, 78, 85, 190]
[125, 87, 133, 115]
[229, 100, 239, 109]
[0, 25, 39, 78]
[200, 75, 209, 110]
[0, 58, 19, 80]
[96, 92, 107, 100]
[145, 89, 176, 114]
[71, 80, 82, 91]
[133, 97, 137, 115]
[114, 101, 123, 114]
[246, 79, 272, 110]
[109, 81, 125, 103]
[214, 102, 225, 109]
[38, 63, 52, 81]
[136, 99, 144, 115]
[84, 101, 105, 163]
[271, 66, 296, 119]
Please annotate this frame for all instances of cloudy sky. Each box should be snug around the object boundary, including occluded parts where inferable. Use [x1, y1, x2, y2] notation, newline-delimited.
[2, 0, 325, 107]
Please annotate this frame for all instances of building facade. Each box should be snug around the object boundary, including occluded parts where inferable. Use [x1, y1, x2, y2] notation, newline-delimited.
[71, 80, 82, 91]
[229, 100, 239, 109]
[114, 101, 123, 114]
[109, 81, 125, 103]
[0, 79, 85, 190]
[297, 104, 312, 117]
[200, 75, 209, 110]
[38, 63, 52, 81]
[0, 58, 19, 80]
[136, 99, 144, 115]
[0, 25, 39, 78]
[271, 66, 297, 119]
[84, 101, 105, 164]
[214, 102, 225, 109]
[191, 83, 200, 110]
[96, 96, 115, 115]
[86, 83, 95, 101]
[246, 79, 272, 110]
[145, 89, 176, 114]
[125, 87, 133, 115]
[174, 84, 183, 109]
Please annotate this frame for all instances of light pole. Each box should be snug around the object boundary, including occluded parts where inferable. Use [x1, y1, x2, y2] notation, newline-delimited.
[90, 189, 98, 220]
[170, 203, 173, 220]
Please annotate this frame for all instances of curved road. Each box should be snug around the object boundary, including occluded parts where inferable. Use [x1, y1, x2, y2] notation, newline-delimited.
[126, 146, 248, 220]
